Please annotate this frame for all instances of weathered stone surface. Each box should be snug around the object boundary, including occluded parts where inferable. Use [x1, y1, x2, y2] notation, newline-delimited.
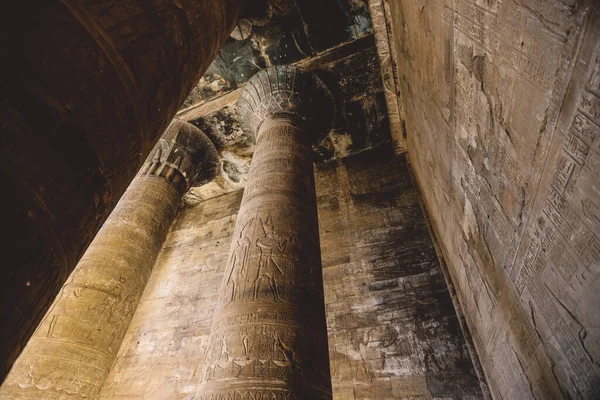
[317, 148, 484, 399]
[0, 0, 243, 381]
[198, 65, 334, 399]
[379, 0, 600, 397]
[237, 67, 334, 141]
[141, 120, 220, 192]
[177, 0, 390, 190]
[98, 149, 482, 399]
[0, 122, 218, 399]
[1, 0, 510, 397]
[97, 190, 243, 399]
[366, 0, 404, 151]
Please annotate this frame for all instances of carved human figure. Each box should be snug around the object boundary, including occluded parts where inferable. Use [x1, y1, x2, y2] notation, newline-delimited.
[16, 363, 35, 389]
[198, 65, 334, 399]
[273, 330, 293, 364]
[219, 338, 231, 364]
[254, 214, 289, 302]
[64, 368, 83, 396]
[225, 218, 254, 305]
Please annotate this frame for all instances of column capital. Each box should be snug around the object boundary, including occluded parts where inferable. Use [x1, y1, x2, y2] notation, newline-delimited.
[139, 120, 219, 193]
[238, 65, 335, 143]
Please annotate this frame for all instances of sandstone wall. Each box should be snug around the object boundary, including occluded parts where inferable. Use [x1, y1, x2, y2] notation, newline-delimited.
[316, 148, 482, 398]
[98, 149, 482, 399]
[383, 1, 600, 398]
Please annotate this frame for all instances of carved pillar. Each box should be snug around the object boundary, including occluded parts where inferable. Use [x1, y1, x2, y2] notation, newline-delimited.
[0, 121, 218, 399]
[1, 1, 244, 378]
[198, 66, 335, 399]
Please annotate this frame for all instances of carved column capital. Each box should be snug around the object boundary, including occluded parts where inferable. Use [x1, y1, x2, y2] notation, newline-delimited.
[238, 65, 335, 143]
[139, 120, 219, 194]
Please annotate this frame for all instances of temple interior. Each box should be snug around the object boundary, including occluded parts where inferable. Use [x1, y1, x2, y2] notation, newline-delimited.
[1, 1, 599, 399]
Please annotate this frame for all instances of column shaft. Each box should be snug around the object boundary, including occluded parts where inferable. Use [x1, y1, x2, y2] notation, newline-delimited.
[0, 121, 218, 399]
[199, 120, 332, 399]
[1, 1, 243, 379]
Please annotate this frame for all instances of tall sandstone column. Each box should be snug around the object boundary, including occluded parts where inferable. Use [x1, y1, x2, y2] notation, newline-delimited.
[198, 66, 335, 399]
[0, 121, 218, 399]
[1, 0, 244, 378]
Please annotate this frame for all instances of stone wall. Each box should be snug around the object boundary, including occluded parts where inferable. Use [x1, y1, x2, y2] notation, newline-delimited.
[316, 148, 482, 399]
[382, 1, 600, 398]
[98, 190, 242, 399]
[98, 148, 482, 399]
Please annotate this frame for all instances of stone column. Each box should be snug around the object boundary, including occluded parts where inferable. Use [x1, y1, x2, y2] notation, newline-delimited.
[198, 66, 335, 399]
[2, 1, 244, 378]
[0, 120, 218, 399]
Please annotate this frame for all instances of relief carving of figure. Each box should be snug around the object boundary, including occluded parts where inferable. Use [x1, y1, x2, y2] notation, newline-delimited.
[219, 338, 231, 365]
[107, 294, 137, 353]
[243, 335, 249, 357]
[43, 277, 125, 351]
[83, 283, 123, 347]
[17, 363, 36, 389]
[64, 368, 87, 396]
[253, 214, 289, 302]
[257, 325, 272, 361]
[232, 328, 254, 370]
[272, 330, 293, 367]
[225, 218, 254, 305]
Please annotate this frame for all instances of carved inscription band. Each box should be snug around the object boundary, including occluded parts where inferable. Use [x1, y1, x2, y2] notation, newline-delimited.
[0, 121, 217, 399]
[198, 66, 335, 399]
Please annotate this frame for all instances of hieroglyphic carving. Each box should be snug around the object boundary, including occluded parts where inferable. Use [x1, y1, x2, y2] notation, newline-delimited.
[198, 66, 333, 399]
[198, 390, 297, 400]
[254, 214, 290, 302]
[221, 206, 316, 308]
[203, 323, 299, 382]
[0, 121, 218, 398]
[509, 23, 600, 398]
[386, 0, 598, 396]
[15, 358, 103, 399]
[225, 218, 254, 305]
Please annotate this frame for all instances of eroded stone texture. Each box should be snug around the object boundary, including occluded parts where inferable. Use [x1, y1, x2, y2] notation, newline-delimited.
[379, 0, 600, 397]
[317, 148, 483, 399]
[198, 66, 334, 399]
[0, 0, 243, 381]
[97, 148, 483, 399]
[366, 0, 404, 151]
[0, 121, 218, 399]
[96, 189, 242, 399]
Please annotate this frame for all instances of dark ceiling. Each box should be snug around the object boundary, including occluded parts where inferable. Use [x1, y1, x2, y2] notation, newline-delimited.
[177, 0, 393, 189]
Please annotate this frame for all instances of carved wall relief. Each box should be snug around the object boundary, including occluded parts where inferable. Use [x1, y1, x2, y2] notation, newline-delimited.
[384, 1, 600, 397]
